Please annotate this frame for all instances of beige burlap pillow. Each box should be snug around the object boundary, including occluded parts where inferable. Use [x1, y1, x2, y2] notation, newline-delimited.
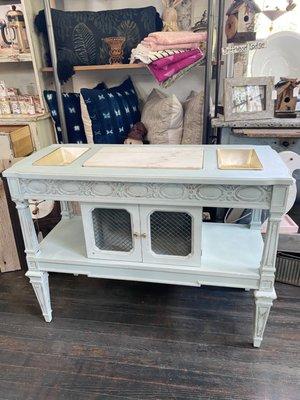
[181, 91, 204, 144]
[141, 89, 183, 144]
[80, 94, 94, 144]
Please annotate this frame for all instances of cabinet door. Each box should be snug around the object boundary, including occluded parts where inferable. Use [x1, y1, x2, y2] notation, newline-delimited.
[81, 203, 142, 262]
[140, 206, 202, 266]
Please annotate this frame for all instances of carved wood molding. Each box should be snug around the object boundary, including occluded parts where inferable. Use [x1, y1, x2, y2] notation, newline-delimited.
[18, 179, 273, 205]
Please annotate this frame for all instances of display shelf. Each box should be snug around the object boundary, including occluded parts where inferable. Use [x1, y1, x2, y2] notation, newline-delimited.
[211, 116, 300, 129]
[41, 60, 207, 73]
[0, 51, 32, 63]
[41, 63, 147, 72]
[0, 113, 50, 125]
[35, 217, 262, 286]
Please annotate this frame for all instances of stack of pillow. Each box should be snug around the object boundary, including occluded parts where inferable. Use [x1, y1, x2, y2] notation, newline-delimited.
[80, 78, 140, 144]
[141, 88, 204, 145]
[45, 78, 205, 146]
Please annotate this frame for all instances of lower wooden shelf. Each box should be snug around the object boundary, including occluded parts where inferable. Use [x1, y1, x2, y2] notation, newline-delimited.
[34, 217, 262, 289]
[0, 113, 50, 125]
[41, 64, 147, 72]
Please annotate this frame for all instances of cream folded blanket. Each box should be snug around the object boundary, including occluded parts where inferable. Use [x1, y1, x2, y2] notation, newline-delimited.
[145, 31, 207, 45]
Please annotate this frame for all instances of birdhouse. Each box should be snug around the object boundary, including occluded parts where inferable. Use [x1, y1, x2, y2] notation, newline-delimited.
[225, 0, 261, 43]
[275, 78, 300, 115]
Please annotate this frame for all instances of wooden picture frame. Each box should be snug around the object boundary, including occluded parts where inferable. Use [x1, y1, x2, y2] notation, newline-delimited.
[224, 77, 275, 121]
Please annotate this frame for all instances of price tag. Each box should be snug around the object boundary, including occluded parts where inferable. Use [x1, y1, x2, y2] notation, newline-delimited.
[293, 86, 299, 97]
[272, 90, 278, 100]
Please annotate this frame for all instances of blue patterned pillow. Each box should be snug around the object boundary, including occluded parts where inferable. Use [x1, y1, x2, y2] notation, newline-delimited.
[44, 90, 87, 144]
[81, 78, 140, 144]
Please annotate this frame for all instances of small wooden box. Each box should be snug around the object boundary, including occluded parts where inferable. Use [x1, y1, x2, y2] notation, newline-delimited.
[0, 125, 34, 160]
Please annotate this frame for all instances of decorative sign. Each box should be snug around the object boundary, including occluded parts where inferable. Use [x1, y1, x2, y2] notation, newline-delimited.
[222, 40, 266, 55]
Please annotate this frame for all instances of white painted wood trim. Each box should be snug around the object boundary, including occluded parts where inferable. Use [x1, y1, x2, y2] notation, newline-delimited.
[250, 209, 262, 230]
[253, 288, 277, 348]
[26, 270, 52, 322]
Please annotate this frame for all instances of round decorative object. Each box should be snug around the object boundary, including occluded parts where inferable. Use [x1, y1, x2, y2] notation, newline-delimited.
[103, 36, 125, 64]
[279, 151, 300, 212]
[29, 200, 54, 220]
[225, 15, 238, 40]
[251, 31, 300, 82]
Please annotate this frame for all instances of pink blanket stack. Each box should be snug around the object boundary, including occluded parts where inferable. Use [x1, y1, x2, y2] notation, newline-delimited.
[131, 31, 207, 86]
[148, 49, 203, 83]
[131, 31, 207, 87]
[142, 31, 207, 51]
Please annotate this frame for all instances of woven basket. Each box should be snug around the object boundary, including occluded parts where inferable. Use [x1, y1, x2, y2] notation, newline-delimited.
[276, 253, 300, 286]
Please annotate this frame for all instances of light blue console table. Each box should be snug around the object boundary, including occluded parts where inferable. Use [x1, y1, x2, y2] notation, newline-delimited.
[4, 144, 293, 347]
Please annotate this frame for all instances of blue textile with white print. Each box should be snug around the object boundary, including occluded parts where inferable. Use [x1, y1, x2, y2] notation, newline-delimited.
[44, 90, 87, 144]
[81, 78, 140, 144]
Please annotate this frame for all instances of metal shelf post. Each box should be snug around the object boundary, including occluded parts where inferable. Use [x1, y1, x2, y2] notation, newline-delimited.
[43, 0, 68, 144]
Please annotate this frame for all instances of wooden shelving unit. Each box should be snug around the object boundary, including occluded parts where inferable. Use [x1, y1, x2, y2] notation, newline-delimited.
[0, 1, 55, 151]
[0, 51, 32, 63]
[41, 63, 147, 72]
[0, 112, 50, 125]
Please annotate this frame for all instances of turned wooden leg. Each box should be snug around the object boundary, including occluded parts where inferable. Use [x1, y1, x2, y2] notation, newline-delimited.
[250, 209, 262, 230]
[253, 289, 276, 348]
[15, 199, 52, 322]
[253, 209, 282, 347]
[26, 271, 52, 322]
[60, 201, 73, 219]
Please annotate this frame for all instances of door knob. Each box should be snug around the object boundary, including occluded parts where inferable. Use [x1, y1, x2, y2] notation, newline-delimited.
[133, 233, 147, 238]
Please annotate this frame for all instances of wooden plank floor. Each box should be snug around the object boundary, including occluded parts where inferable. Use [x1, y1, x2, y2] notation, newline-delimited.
[0, 272, 299, 400]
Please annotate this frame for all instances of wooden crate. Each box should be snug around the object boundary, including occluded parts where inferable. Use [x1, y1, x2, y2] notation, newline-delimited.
[0, 125, 34, 160]
[0, 160, 23, 272]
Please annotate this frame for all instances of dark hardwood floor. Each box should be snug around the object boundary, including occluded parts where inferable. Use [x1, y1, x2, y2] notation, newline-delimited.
[0, 272, 299, 400]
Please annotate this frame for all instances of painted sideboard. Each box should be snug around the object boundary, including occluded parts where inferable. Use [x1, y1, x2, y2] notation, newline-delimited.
[3, 144, 293, 347]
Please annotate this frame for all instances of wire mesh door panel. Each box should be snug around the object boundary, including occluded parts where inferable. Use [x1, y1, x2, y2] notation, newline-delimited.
[92, 208, 133, 252]
[140, 206, 202, 267]
[150, 211, 192, 256]
[81, 204, 142, 261]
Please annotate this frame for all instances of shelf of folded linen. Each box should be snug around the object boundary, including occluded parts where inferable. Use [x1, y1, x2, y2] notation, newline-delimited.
[41, 64, 146, 72]
[130, 31, 207, 88]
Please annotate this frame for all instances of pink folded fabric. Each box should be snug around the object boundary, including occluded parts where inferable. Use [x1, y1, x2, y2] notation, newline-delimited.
[151, 48, 202, 69]
[148, 50, 203, 83]
[146, 31, 207, 45]
[141, 41, 200, 51]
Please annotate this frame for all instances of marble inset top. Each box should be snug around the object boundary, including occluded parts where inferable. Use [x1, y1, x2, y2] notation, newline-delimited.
[83, 146, 204, 170]
[3, 144, 293, 186]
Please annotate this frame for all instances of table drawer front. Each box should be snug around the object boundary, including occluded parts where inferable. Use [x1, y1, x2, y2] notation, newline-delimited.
[15, 179, 273, 209]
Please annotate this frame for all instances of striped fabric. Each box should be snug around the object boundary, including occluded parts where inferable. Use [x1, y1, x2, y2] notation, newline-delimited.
[130, 44, 186, 64]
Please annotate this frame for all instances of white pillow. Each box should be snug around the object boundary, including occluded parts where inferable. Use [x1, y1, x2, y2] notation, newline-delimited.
[141, 89, 183, 144]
